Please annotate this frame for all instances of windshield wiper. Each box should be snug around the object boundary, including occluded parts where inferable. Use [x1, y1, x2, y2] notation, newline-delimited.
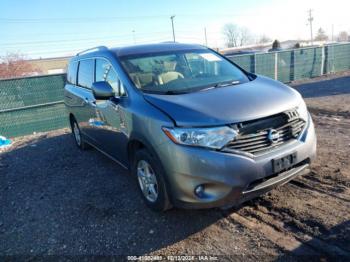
[143, 80, 241, 95]
[142, 89, 187, 95]
[195, 80, 241, 93]
[164, 90, 189, 95]
[213, 80, 240, 88]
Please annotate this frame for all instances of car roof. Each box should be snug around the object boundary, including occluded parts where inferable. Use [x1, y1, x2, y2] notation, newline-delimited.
[112, 42, 207, 57]
[69, 42, 207, 62]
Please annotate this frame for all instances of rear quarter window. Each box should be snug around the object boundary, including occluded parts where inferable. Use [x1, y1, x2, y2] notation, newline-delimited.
[66, 61, 78, 85]
[77, 59, 95, 89]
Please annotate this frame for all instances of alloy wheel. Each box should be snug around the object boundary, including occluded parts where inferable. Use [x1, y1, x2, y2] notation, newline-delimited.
[73, 122, 81, 146]
[137, 160, 158, 202]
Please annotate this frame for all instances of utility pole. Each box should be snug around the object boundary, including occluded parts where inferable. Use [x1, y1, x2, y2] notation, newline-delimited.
[307, 9, 314, 45]
[170, 15, 176, 42]
[331, 24, 334, 42]
[132, 30, 136, 44]
[204, 27, 208, 46]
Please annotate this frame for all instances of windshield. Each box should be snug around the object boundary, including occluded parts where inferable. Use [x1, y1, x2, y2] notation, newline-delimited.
[119, 49, 250, 94]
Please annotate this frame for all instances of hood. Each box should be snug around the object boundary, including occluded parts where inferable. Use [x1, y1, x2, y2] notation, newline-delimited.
[143, 76, 302, 126]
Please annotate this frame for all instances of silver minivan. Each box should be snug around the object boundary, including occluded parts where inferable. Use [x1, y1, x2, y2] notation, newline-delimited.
[64, 43, 316, 211]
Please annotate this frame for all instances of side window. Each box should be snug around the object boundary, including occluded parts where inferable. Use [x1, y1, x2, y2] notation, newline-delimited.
[77, 59, 94, 89]
[95, 58, 126, 97]
[67, 61, 78, 85]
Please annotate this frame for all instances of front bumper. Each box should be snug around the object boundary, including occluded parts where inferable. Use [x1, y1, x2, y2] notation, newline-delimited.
[157, 116, 317, 209]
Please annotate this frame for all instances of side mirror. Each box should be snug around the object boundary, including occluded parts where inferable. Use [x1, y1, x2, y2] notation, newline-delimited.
[92, 81, 114, 100]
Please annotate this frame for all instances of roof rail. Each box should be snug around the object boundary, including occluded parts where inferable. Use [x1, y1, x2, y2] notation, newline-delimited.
[76, 46, 108, 56]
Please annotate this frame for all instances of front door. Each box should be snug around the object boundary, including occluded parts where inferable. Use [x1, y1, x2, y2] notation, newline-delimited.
[90, 58, 129, 165]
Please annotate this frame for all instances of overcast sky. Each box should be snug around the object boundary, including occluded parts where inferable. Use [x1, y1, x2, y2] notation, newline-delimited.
[1, 0, 349, 58]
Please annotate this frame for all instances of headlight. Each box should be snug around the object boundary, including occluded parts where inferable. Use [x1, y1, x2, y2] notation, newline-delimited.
[297, 100, 308, 121]
[162, 126, 237, 149]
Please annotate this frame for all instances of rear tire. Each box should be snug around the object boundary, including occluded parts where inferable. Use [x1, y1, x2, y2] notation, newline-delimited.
[133, 149, 172, 212]
[70, 118, 90, 150]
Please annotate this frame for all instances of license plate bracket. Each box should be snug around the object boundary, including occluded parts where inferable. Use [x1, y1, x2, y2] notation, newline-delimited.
[272, 152, 297, 173]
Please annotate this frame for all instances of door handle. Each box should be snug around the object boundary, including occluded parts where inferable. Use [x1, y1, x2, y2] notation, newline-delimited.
[84, 97, 96, 107]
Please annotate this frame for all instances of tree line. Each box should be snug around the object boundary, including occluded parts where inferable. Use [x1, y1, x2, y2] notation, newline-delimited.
[222, 23, 350, 48]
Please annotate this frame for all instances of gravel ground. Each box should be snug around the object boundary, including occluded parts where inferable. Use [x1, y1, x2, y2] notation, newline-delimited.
[0, 72, 349, 260]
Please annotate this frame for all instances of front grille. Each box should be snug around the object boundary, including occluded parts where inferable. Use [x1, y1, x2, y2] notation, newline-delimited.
[223, 110, 306, 155]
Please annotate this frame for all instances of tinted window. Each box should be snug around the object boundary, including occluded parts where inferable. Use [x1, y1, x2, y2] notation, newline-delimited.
[67, 61, 78, 85]
[95, 58, 126, 96]
[78, 59, 94, 88]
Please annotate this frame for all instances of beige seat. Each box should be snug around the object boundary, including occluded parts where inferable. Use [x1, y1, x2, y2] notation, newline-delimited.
[129, 73, 141, 89]
[130, 73, 157, 89]
[138, 73, 156, 87]
[157, 71, 184, 85]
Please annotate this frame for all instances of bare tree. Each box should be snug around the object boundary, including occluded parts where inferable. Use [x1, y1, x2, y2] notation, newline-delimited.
[222, 23, 252, 47]
[314, 28, 328, 41]
[239, 27, 252, 46]
[0, 53, 42, 79]
[337, 31, 349, 42]
[258, 35, 272, 44]
[222, 23, 239, 47]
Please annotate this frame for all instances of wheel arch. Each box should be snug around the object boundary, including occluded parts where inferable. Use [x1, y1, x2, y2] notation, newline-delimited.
[127, 132, 159, 167]
[127, 131, 173, 201]
[69, 113, 76, 129]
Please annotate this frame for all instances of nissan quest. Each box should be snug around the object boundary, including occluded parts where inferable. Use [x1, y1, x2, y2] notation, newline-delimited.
[64, 42, 317, 211]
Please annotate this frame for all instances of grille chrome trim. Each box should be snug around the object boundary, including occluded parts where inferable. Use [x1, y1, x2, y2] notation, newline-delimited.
[223, 110, 306, 156]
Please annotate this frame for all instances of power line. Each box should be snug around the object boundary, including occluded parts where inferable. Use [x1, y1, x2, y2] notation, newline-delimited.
[3, 29, 169, 38]
[1, 33, 206, 52]
[0, 31, 171, 46]
[0, 15, 171, 23]
[1, 33, 206, 58]
[7, 36, 173, 56]
[2, 29, 206, 40]
[0, 13, 253, 21]
[0, 13, 294, 24]
[1, 32, 207, 51]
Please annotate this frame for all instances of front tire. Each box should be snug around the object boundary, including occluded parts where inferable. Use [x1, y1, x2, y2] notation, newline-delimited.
[133, 149, 171, 212]
[70, 118, 90, 150]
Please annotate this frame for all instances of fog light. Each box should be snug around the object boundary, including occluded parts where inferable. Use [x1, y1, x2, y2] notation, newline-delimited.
[194, 185, 205, 197]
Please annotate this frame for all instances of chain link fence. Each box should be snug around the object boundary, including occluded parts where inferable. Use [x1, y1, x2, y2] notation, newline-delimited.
[1, 43, 350, 138]
[228, 43, 350, 83]
[0, 74, 67, 137]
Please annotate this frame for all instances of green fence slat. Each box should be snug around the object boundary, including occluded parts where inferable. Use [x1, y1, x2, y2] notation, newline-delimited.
[228, 54, 255, 73]
[255, 52, 275, 79]
[333, 44, 350, 72]
[0, 103, 68, 137]
[277, 50, 294, 83]
[294, 47, 323, 80]
[0, 74, 66, 111]
[0, 74, 68, 137]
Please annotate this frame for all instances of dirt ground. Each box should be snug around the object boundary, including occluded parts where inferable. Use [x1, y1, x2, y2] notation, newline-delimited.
[0, 72, 349, 260]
